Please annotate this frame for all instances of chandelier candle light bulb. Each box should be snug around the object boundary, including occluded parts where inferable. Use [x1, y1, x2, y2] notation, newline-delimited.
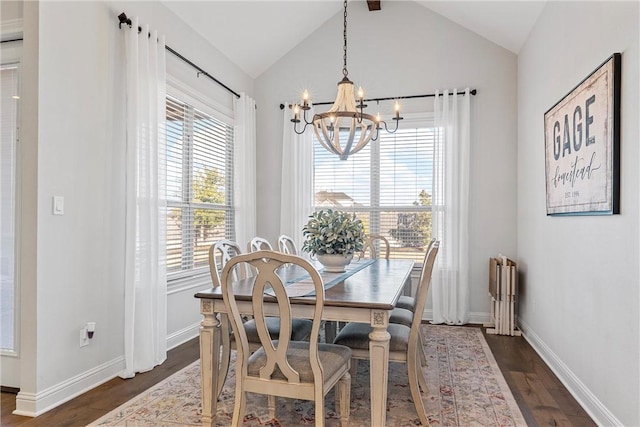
[302, 90, 310, 108]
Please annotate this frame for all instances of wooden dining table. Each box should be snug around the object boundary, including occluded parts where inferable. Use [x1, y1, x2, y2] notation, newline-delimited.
[195, 258, 414, 427]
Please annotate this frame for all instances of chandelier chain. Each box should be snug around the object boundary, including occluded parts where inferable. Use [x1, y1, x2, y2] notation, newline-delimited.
[342, 0, 348, 79]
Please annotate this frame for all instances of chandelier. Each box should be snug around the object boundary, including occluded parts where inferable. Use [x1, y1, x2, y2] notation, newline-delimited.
[290, 0, 402, 160]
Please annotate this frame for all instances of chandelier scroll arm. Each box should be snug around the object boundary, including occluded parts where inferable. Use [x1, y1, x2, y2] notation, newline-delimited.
[291, 104, 317, 134]
[377, 115, 403, 134]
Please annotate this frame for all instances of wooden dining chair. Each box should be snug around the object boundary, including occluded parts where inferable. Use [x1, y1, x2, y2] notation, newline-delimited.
[333, 241, 440, 427]
[394, 238, 436, 312]
[277, 234, 299, 255]
[221, 250, 352, 427]
[247, 236, 273, 252]
[208, 240, 313, 397]
[360, 234, 390, 259]
[388, 238, 437, 373]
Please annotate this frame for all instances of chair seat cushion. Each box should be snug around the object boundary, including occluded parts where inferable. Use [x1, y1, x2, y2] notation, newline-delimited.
[333, 322, 410, 352]
[389, 307, 413, 327]
[247, 341, 352, 383]
[396, 295, 415, 311]
[240, 317, 314, 343]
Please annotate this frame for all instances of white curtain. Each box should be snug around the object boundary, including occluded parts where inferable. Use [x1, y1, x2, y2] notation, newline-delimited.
[234, 94, 257, 250]
[431, 88, 471, 325]
[280, 104, 315, 249]
[122, 18, 167, 378]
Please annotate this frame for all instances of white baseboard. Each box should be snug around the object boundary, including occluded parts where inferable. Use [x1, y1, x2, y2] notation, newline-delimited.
[167, 322, 200, 350]
[518, 319, 622, 427]
[13, 324, 200, 418]
[13, 356, 125, 417]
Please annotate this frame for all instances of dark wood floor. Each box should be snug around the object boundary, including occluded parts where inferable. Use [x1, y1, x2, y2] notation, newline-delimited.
[482, 329, 595, 427]
[2, 326, 595, 427]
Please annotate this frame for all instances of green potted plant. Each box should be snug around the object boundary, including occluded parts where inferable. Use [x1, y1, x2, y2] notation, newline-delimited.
[302, 209, 366, 272]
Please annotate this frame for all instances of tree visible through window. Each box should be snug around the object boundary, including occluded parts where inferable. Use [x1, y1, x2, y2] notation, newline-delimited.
[166, 94, 234, 277]
[313, 120, 434, 262]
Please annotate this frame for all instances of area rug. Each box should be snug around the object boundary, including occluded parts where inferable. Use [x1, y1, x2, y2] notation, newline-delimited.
[88, 325, 526, 426]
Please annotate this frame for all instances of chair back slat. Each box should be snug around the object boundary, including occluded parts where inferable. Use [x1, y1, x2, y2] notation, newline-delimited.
[277, 234, 299, 255]
[249, 261, 298, 381]
[248, 236, 273, 252]
[361, 235, 390, 259]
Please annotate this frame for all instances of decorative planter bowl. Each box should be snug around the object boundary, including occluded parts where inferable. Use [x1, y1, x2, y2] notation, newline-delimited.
[316, 253, 353, 273]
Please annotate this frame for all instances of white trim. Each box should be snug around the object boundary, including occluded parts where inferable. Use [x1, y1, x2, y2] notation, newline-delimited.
[167, 272, 211, 294]
[1, 18, 23, 41]
[13, 356, 125, 417]
[518, 318, 621, 427]
[1, 58, 22, 363]
[166, 74, 234, 125]
[12, 321, 200, 418]
[167, 266, 209, 287]
[167, 322, 200, 350]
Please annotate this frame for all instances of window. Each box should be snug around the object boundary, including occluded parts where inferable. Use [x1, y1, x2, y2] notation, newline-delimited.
[165, 94, 234, 279]
[1, 63, 19, 353]
[313, 116, 434, 262]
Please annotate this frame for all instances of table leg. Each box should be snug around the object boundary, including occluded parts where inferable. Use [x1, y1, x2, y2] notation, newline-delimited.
[199, 300, 220, 427]
[369, 310, 391, 427]
[324, 320, 338, 343]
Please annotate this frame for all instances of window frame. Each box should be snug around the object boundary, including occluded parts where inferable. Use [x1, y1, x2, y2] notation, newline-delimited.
[312, 112, 434, 264]
[165, 78, 235, 286]
[1, 52, 22, 357]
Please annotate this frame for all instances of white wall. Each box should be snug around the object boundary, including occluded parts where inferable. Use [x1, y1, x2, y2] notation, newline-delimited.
[517, 2, 639, 425]
[14, 0, 253, 415]
[254, 0, 518, 322]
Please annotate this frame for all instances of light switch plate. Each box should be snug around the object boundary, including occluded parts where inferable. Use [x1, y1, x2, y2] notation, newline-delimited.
[53, 196, 64, 215]
[80, 327, 89, 347]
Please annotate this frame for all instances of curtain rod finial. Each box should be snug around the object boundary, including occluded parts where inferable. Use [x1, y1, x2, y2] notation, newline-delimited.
[118, 12, 131, 29]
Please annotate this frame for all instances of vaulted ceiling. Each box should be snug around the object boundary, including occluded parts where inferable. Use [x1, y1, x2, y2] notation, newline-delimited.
[161, 1, 546, 79]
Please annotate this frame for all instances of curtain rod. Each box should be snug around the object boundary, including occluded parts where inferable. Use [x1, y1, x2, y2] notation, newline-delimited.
[1, 38, 23, 44]
[117, 12, 240, 99]
[279, 89, 477, 110]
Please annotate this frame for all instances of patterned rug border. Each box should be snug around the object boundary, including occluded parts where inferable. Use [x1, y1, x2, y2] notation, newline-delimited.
[88, 325, 527, 427]
[472, 327, 526, 424]
[88, 361, 201, 426]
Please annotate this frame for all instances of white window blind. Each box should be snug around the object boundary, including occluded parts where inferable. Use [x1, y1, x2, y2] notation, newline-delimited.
[166, 95, 234, 278]
[1, 64, 19, 352]
[313, 118, 434, 262]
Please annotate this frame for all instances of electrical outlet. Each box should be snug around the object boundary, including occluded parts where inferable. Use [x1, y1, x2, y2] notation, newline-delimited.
[80, 327, 89, 347]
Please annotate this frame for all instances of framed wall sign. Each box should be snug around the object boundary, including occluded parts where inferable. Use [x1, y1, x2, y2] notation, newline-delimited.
[544, 53, 621, 215]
